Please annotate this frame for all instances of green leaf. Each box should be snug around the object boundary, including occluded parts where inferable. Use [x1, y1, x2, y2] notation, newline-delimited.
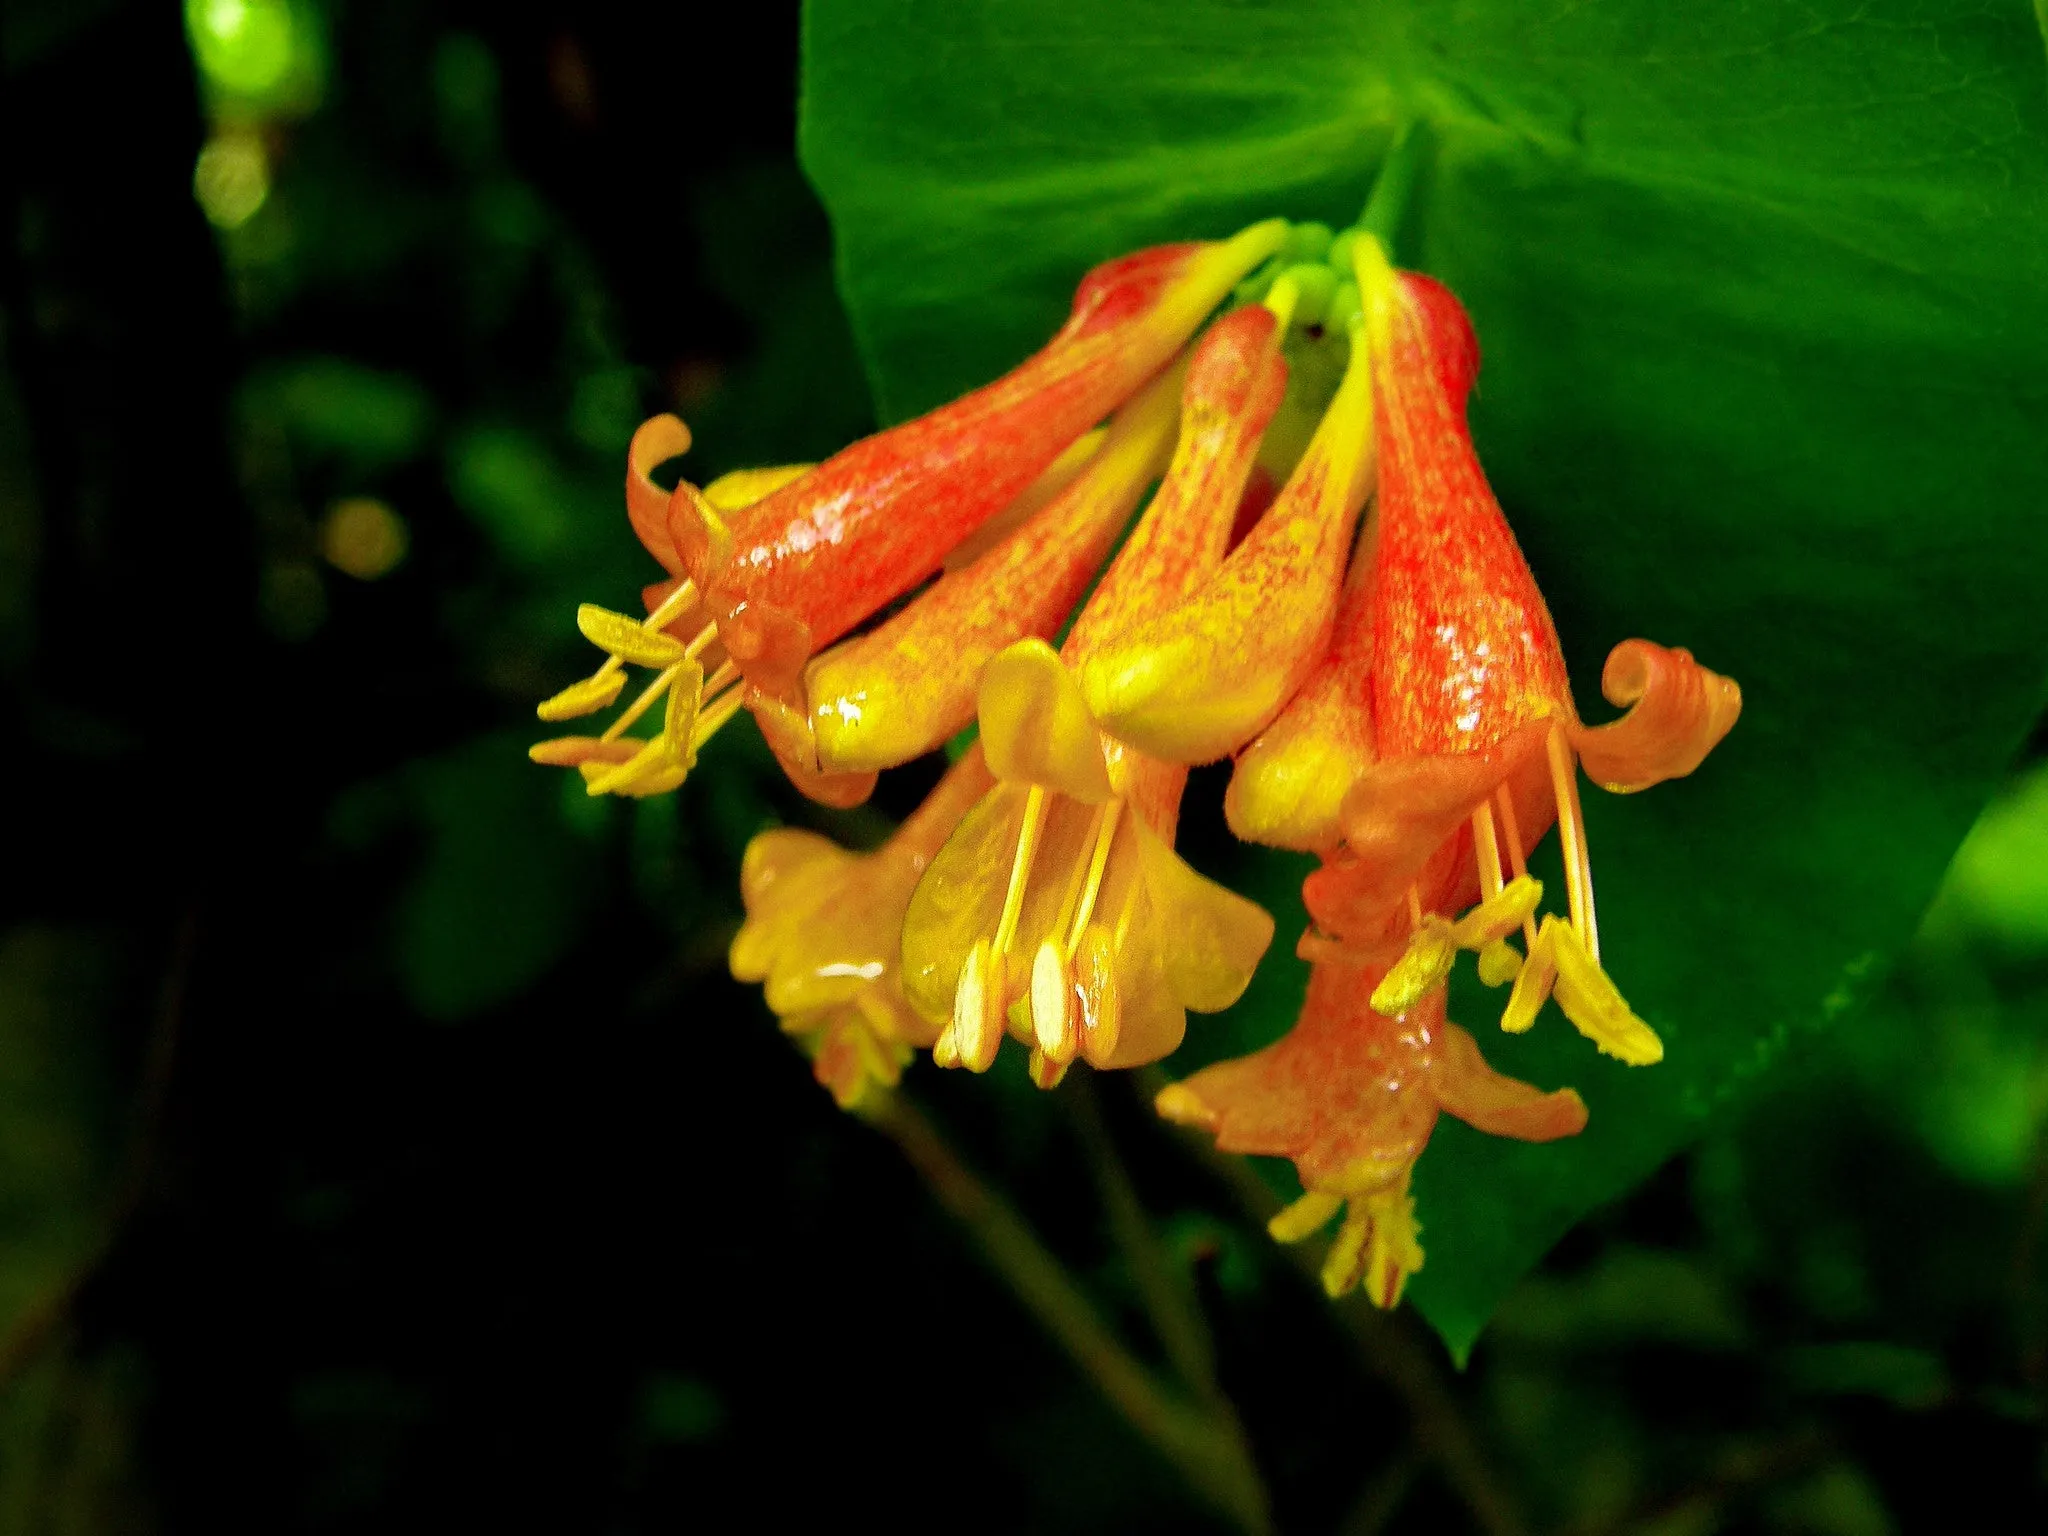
[800, 0, 2048, 1353]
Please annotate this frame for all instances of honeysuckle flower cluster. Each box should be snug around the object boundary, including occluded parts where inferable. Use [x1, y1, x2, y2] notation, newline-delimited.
[534, 215, 1741, 1307]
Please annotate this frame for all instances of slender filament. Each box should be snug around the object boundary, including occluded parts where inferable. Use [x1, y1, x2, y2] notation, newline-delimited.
[1066, 799, 1125, 956]
[993, 787, 1049, 956]
[1471, 802, 1505, 901]
[1545, 725, 1600, 961]
[1495, 785, 1538, 948]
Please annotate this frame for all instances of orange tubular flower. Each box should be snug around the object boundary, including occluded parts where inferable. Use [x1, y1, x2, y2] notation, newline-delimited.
[1224, 274, 1479, 852]
[901, 302, 1294, 1088]
[1290, 238, 1742, 1064]
[1157, 962, 1586, 1306]
[730, 747, 996, 1109]
[768, 363, 1184, 778]
[531, 220, 1288, 807]
[1074, 247, 1381, 766]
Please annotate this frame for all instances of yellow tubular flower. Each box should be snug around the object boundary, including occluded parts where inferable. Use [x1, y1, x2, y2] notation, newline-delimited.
[783, 364, 1183, 777]
[730, 747, 997, 1108]
[1075, 251, 1379, 765]
[902, 302, 1295, 1087]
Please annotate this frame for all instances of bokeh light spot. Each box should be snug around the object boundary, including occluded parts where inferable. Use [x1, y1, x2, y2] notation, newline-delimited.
[186, 0, 296, 97]
[321, 497, 410, 580]
[193, 129, 270, 229]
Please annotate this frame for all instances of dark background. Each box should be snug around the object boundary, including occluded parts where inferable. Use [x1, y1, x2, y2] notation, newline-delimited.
[1, 2, 2044, 1530]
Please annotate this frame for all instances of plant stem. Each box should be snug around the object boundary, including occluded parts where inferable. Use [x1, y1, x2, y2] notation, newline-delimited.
[1065, 1072, 1220, 1396]
[859, 1090, 1273, 1535]
[1139, 1070, 1527, 1536]
[1358, 117, 1432, 258]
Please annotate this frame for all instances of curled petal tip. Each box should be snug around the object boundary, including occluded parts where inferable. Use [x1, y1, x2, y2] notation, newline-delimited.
[1572, 640, 1741, 793]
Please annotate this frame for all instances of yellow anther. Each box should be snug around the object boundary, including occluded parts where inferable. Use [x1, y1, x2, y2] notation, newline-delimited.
[1370, 915, 1456, 1016]
[1027, 1049, 1069, 1090]
[536, 669, 627, 722]
[1450, 875, 1544, 950]
[952, 938, 1005, 1073]
[577, 603, 690, 668]
[1267, 1188, 1343, 1244]
[1362, 1186, 1424, 1310]
[1549, 919, 1663, 1065]
[932, 1027, 960, 1070]
[1075, 923, 1122, 1066]
[1477, 938, 1524, 988]
[1030, 940, 1077, 1064]
[528, 735, 636, 769]
[1320, 1208, 1372, 1299]
[1500, 917, 1559, 1034]
[584, 736, 671, 797]
[661, 661, 705, 760]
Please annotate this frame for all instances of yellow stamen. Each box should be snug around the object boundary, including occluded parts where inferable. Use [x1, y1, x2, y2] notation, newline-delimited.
[1321, 1208, 1373, 1299]
[1268, 1189, 1343, 1244]
[1547, 724, 1601, 963]
[1075, 923, 1121, 1066]
[584, 735, 671, 797]
[1406, 885, 1423, 930]
[527, 735, 638, 768]
[643, 577, 700, 634]
[1476, 939, 1523, 987]
[932, 1028, 960, 1070]
[1495, 784, 1538, 950]
[951, 938, 1005, 1073]
[1549, 919, 1662, 1064]
[536, 669, 627, 722]
[661, 662, 704, 759]
[602, 662, 686, 743]
[1065, 799, 1124, 957]
[1449, 875, 1543, 950]
[1030, 940, 1077, 1063]
[1362, 1181, 1424, 1310]
[1027, 1049, 1069, 1090]
[1371, 916, 1456, 1016]
[993, 787, 1049, 957]
[1472, 801, 1505, 901]
[689, 683, 748, 755]
[1500, 917, 1559, 1034]
[577, 603, 690, 668]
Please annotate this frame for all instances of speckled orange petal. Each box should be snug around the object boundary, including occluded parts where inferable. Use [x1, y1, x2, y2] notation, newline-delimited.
[1225, 273, 1487, 853]
[1568, 639, 1744, 793]
[1428, 1022, 1588, 1140]
[1357, 241, 1574, 762]
[670, 223, 1289, 696]
[1157, 961, 1440, 1193]
[1080, 271, 1376, 765]
[1063, 304, 1288, 660]
[801, 367, 1182, 775]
